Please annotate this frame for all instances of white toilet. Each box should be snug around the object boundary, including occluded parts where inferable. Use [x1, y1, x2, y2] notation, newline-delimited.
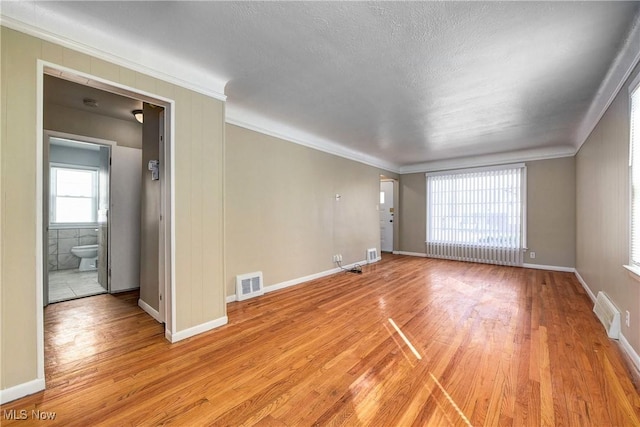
[71, 244, 99, 271]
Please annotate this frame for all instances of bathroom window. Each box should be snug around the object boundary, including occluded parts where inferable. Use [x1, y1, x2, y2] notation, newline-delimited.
[50, 165, 99, 225]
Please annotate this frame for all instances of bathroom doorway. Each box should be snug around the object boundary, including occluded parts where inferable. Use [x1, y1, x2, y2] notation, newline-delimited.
[45, 134, 112, 303]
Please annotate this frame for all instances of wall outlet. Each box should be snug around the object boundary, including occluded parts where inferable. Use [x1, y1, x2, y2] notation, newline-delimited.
[333, 254, 343, 263]
[529, 251, 536, 259]
[626, 310, 630, 327]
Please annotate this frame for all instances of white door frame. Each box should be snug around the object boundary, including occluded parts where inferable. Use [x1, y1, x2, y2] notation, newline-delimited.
[380, 179, 395, 252]
[44, 130, 115, 301]
[36, 60, 176, 385]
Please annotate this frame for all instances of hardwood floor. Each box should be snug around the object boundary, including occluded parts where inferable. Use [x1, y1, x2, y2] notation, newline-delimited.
[2, 254, 639, 426]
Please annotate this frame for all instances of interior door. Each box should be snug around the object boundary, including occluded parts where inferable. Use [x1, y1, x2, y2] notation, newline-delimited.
[97, 145, 110, 290]
[380, 180, 394, 252]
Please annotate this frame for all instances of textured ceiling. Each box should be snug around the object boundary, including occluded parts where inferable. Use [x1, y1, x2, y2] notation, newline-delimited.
[3, 2, 640, 171]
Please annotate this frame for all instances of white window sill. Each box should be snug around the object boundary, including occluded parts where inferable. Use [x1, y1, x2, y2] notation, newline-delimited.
[623, 264, 640, 283]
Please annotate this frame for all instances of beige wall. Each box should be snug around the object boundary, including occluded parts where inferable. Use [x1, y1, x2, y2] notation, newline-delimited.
[398, 173, 427, 254]
[225, 124, 392, 297]
[44, 103, 142, 149]
[576, 62, 640, 354]
[0, 27, 225, 391]
[526, 157, 576, 267]
[398, 157, 576, 269]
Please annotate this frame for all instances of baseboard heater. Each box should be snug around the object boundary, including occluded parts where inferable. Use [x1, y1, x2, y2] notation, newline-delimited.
[593, 291, 621, 339]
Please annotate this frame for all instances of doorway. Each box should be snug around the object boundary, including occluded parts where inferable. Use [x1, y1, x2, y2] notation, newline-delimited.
[45, 134, 112, 303]
[380, 178, 395, 252]
[39, 63, 173, 327]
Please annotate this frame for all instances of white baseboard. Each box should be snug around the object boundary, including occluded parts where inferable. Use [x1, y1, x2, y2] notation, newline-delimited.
[620, 332, 640, 373]
[392, 251, 427, 257]
[0, 378, 45, 404]
[574, 270, 597, 303]
[166, 316, 228, 343]
[522, 263, 575, 273]
[138, 298, 162, 323]
[226, 294, 237, 303]
[263, 259, 369, 294]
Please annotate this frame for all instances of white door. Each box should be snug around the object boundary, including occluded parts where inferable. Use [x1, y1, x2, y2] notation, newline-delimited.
[110, 145, 142, 292]
[380, 181, 394, 252]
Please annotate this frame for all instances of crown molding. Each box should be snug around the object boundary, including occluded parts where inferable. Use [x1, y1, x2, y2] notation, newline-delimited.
[399, 145, 576, 174]
[0, 14, 227, 101]
[226, 106, 401, 174]
[574, 13, 640, 150]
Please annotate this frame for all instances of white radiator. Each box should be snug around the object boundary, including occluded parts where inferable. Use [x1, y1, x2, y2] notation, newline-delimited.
[425, 243, 524, 267]
[593, 291, 621, 339]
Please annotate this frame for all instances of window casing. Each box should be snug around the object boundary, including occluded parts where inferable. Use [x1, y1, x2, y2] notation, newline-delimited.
[50, 164, 99, 226]
[630, 78, 640, 267]
[426, 163, 526, 266]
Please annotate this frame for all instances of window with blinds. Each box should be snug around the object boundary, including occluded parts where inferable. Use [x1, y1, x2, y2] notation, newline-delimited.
[630, 79, 640, 266]
[426, 164, 526, 266]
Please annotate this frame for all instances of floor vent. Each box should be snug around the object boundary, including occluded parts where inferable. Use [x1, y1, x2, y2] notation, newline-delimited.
[367, 248, 378, 263]
[593, 291, 621, 339]
[236, 272, 264, 301]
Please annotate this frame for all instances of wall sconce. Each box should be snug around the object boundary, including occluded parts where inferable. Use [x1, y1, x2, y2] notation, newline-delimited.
[132, 109, 143, 124]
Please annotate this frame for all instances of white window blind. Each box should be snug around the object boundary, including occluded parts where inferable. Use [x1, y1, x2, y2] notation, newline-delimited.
[630, 82, 640, 266]
[426, 164, 526, 266]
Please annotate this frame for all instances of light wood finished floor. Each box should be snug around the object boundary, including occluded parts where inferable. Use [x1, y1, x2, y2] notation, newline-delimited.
[2, 255, 639, 426]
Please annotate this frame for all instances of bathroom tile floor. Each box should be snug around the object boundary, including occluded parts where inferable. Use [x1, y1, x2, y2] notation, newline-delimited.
[48, 269, 107, 303]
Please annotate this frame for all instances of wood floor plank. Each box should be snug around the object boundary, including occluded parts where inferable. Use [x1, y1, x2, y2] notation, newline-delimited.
[2, 255, 639, 426]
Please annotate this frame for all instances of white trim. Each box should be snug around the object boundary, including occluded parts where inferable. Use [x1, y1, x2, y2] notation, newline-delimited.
[575, 15, 640, 151]
[393, 251, 427, 257]
[226, 295, 237, 303]
[226, 110, 401, 174]
[620, 332, 640, 373]
[167, 316, 228, 343]
[36, 60, 46, 391]
[0, 378, 46, 405]
[574, 270, 597, 303]
[400, 145, 575, 174]
[0, 15, 227, 101]
[522, 263, 575, 273]
[138, 299, 162, 323]
[623, 264, 640, 283]
[425, 162, 526, 177]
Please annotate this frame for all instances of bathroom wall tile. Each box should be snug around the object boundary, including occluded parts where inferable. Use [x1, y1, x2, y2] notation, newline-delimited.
[48, 239, 58, 255]
[58, 253, 80, 270]
[48, 230, 58, 239]
[48, 255, 57, 271]
[79, 236, 98, 245]
[79, 228, 98, 238]
[58, 237, 79, 254]
[58, 229, 79, 238]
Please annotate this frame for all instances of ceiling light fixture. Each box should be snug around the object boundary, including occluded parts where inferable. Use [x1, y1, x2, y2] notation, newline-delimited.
[83, 98, 98, 108]
[132, 109, 143, 124]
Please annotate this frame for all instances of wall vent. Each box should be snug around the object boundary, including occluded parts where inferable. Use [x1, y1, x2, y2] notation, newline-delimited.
[236, 271, 264, 301]
[593, 291, 621, 339]
[367, 248, 378, 263]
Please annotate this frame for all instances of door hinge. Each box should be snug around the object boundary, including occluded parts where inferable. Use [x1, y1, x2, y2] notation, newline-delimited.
[159, 294, 162, 301]
[108, 268, 112, 277]
[109, 157, 112, 165]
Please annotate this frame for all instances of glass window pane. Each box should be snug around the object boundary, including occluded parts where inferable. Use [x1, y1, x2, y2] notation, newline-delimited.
[56, 197, 94, 223]
[56, 169, 93, 197]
